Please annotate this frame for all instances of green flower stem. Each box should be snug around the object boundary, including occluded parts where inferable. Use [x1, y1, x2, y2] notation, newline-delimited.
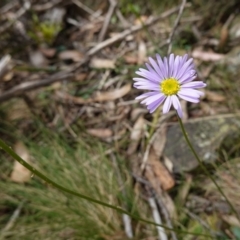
[0, 137, 214, 238]
[177, 115, 239, 219]
[148, 107, 161, 141]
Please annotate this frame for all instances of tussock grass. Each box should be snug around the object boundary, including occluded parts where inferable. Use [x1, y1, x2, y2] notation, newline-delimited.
[0, 127, 154, 240]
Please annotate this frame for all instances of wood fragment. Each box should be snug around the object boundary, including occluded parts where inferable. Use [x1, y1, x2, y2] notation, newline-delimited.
[148, 197, 168, 240]
[0, 55, 11, 79]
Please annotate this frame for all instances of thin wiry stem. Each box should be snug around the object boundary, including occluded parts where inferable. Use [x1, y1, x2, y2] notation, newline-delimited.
[0, 137, 214, 238]
[177, 115, 239, 220]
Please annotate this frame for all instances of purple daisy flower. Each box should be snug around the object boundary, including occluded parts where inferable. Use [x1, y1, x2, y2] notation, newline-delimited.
[133, 53, 206, 118]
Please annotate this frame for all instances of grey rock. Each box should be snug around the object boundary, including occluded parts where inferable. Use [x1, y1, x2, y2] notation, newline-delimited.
[163, 114, 240, 173]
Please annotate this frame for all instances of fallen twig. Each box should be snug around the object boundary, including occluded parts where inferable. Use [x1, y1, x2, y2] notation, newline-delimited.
[111, 153, 133, 238]
[98, 0, 117, 42]
[0, 201, 25, 238]
[0, 55, 11, 78]
[148, 197, 168, 240]
[71, 0, 95, 15]
[133, 174, 178, 240]
[0, 1, 31, 34]
[0, 71, 74, 102]
[167, 0, 187, 55]
[0, 58, 88, 103]
[156, 195, 178, 240]
[32, 0, 63, 12]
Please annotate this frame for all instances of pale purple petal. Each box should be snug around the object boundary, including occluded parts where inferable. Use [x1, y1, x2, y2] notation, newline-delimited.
[178, 93, 200, 103]
[168, 54, 175, 77]
[136, 69, 159, 82]
[163, 57, 169, 78]
[181, 81, 207, 89]
[134, 86, 160, 91]
[141, 93, 164, 105]
[147, 95, 166, 113]
[179, 74, 196, 84]
[162, 96, 172, 114]
[135, 91, 159, 100]
[172, 95, 183, 118]
[156, 54, 168, 79]
[179, 88, 204, 98]
[179, 54, 188, 69]
[176, 58, 194, 80]
[145, 63, 161, 81]
[148, 57, 164, 79]
[176, 106, 183, 118]
[172, 56, 180, 78]
[133, 77, 154, 82]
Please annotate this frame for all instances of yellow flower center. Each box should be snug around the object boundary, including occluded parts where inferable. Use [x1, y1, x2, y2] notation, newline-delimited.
[160, 78, 180, 96]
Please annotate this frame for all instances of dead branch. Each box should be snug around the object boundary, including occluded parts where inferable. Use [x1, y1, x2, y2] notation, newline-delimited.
[0, 71, 73, 102]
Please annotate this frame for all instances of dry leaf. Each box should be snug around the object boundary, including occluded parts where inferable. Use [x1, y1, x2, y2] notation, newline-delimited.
[7, 99, 31, 120]
[29, 50, 47, 67]
[94, 84, 131, 101]
[222, 215, 240, 227]
[74, 73, 87, 82]
[145, 154, 176, 218]
[205, 90, 226, 102]
[145, 148, 175, 191]
[40, 48, 56, 58]
[10, 142, 31, 183]
[3, 71, 14, 81]
[58, 50, 84, 62]
[192, 49, 225, 61]
[134, 15, 148, 26]
[124, 54, 138, 64]
[130, 108, 148, 121]
[87, 128, 113, 138]
[163, 156, 174, 173]
[127, 116, 145, 155]
[90, 58, 115, 69]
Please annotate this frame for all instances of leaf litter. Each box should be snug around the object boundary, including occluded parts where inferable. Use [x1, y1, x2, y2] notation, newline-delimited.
[1, 0, 240, 239]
